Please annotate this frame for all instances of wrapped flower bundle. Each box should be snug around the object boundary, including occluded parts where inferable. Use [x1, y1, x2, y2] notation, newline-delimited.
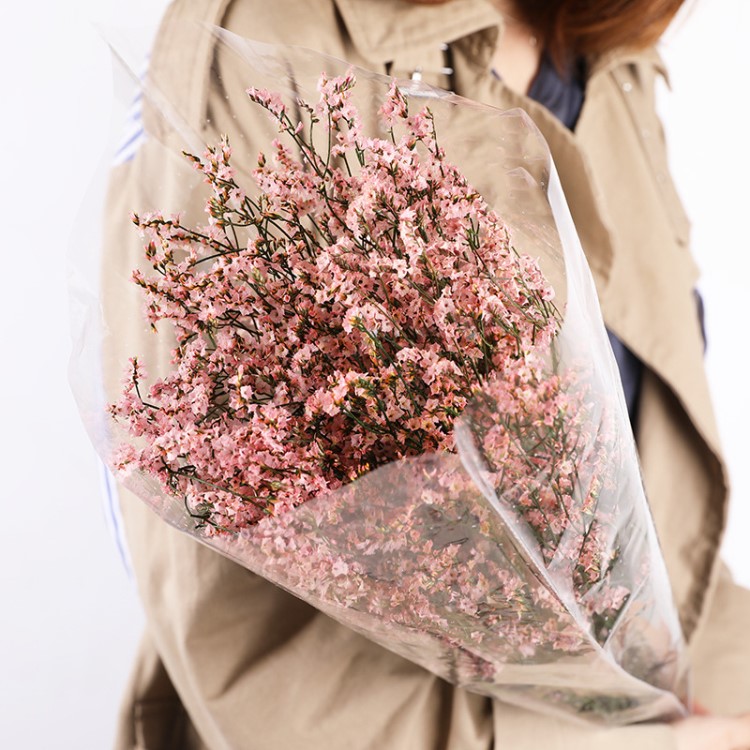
[75, 35, 690, 727]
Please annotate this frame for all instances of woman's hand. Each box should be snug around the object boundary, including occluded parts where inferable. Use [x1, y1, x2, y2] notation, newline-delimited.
[674, 712, 750, 750]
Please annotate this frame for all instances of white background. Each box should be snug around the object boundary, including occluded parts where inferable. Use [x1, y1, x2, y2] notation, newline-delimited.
[0, 1, 747, 748]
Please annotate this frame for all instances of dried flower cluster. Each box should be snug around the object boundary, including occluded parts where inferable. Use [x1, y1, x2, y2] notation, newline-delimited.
[112, 73, 560, 531]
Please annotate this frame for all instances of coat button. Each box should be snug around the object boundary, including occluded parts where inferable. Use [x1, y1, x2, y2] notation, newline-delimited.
[622, 81, 633, 93]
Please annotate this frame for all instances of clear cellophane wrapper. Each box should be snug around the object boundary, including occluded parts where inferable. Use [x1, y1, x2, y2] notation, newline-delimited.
[69, 26, 690, 726]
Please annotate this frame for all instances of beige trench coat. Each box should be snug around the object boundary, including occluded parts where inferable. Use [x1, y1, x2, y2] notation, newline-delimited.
[102, 0, 750, 747]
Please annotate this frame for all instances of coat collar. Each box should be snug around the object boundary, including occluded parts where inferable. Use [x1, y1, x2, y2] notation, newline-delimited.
[334, 0, 503, 66]
[333, 0, 670, 84]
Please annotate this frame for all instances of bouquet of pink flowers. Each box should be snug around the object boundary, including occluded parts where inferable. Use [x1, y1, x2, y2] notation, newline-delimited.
[72, 32, 689, 726]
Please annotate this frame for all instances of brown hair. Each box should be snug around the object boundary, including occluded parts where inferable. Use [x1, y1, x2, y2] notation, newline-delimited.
[406, 0, 684, 66]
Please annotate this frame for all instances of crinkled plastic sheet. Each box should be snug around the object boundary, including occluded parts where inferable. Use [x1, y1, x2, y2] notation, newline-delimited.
[70, 25, 690, 726]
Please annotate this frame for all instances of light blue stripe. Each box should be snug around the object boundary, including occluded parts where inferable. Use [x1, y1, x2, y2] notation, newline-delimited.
[99, 460, 134, 577]
[113, 56, 149, 165]
[114, 127, 145, 165]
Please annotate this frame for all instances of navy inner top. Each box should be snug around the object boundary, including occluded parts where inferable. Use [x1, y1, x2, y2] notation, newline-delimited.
[526, 52, 644, 425]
